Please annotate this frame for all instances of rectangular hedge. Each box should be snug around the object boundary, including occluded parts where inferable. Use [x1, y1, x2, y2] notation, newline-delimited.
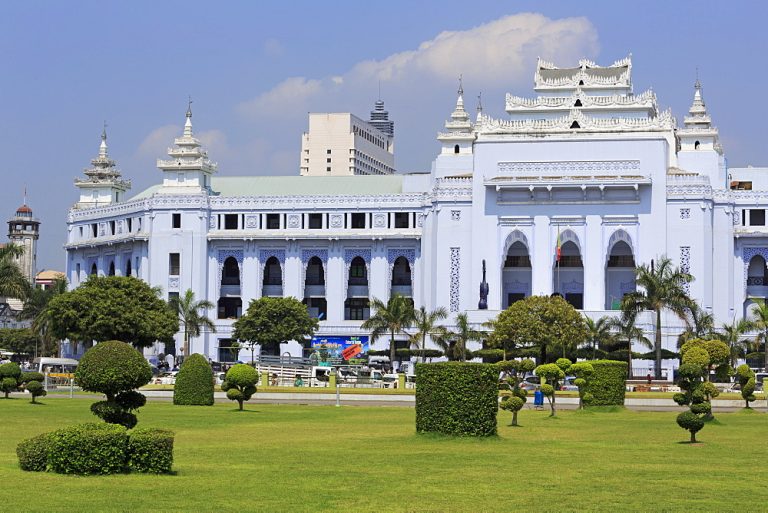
[415, 362, 498, 437]
[585, 360, 628, 406]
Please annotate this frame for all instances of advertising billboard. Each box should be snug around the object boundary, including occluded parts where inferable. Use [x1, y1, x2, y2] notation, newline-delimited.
[310, 335, 370, 361]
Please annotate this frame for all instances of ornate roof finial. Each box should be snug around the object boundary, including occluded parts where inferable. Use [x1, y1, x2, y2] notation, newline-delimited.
[101, 120, 107, 141]
[476, 92, 483, 114]
[457, 74, 464, 96]
[183, 96, 194, 138]
[186, 95, 193, 118]
[99, 121, 109, 159]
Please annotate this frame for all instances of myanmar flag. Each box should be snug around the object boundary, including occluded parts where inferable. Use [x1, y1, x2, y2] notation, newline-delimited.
[556, 227, 562, 262]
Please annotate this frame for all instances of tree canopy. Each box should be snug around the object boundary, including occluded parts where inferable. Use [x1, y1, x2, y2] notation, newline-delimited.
[487, 295, 587, 364]
[233, 297, 318, 355]
[46, 276, 178, 349]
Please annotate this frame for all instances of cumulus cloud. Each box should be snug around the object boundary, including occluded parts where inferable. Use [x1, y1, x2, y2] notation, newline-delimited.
[238, 13, 599, 121]
[136, 124, 179, 157]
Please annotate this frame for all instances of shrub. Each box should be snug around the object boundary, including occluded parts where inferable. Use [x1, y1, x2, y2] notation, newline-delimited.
[48, 423, 129, 475]
[677, 411, 705, 443]
[415, 362, 498, 437]
[20, 372, 44, 383]
[569, 362, 594, 409]
[584, 360, 627, 406]
[0, 362, 21, 398]
[128, 428, 174, 474]
[496, 359, 534, 426]
[735, 364, 757, 408]
[174, 353, 214, 406]
[76, 341, 152, 427]
[16, 433, 53, 471]
[221, 364, 258, 411]
[24, 380, 46, 404]
[535, 362, 567, 416]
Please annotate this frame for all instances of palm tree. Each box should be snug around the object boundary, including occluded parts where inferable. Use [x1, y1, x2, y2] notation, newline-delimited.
[169, 289, 216, 360]
[433, 313, 482, 362]
[409, 306, 448, 363]
[749, 301, 768, 371]
[621, 257, 693, 379]
[716, 318, 754, 368]
[584, 316, 614, 360]
[608, 313, 651, 378]
[0, 244, 30, 300]
[20, 277, 67, 358]
[677, 303, 715, 347]
[361, 295, 415, 365]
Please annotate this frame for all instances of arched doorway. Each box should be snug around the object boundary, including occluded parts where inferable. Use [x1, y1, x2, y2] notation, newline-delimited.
[263, 256, 283, 297]
[303, 256, 327, 320]
[345, 256, 370, 320]
[90, 263, 97, 276]
[502, 241, 531, 308]
[218, 256, 241, 319]
[553, 234, 583, 309]
[605, 240, 636, 310]
[108, 261, 115, 276]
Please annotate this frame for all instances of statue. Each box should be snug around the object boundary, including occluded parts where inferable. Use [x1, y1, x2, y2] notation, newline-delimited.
[478, 259, 489, 310]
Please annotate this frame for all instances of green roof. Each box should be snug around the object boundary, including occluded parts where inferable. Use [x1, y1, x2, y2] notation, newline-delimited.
[130, 175, 405, 200]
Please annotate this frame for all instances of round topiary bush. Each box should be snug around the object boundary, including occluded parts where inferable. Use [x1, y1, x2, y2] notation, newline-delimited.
[75, 341, 152, 427]
[16, 432, 53, 472]
[584, 360, 628, 406]
[128, 428, 175, 474]
[676, 411, 705, 443]
[173, 353, 214, 406]
[415, 362, 498, 437]
[0, 362, 21, 398]
[24, 380, 46, 404]
[48, 423, 129, 475]
[221, 364, 258, 411]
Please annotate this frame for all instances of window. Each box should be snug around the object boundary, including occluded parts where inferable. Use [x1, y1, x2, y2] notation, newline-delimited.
[326, 149, 332, 154]
[266, 214, 280, 229]
[326, 158, 332, 163]
[224, 214, 238, 230]
[168, 291, 179, 302]
[91, 223, 98, 237]
[109, 221, 115, 235]
[345, 298, 369, 320]
[221, 257, 240, 286]
[394, 212, 409, 229]
[504, 255, 531, 267]
[108, 261, 115, 276]
[326, 167, 331, 172]
[308, 213, 323, 229]
[263, 257, 282, 286]
[172, 213, 181, 229]
[125, 259, 132, 277]
[169, 253, 180, 276]
[351, 213, 366, 229]
[565, 293, 583, 310]
[694, 141, 700, 150]
[218, 338, 240, 362]
[217, 298, 242, 320]
[454, 144, 460, 154]
[751, 209, 766, 226]
[79, 226, 83, 238]
[348, 257, 367, 285]
[126, 218, 132, 232]
[507, 293, 525, 306]
[90, 263, 98, 276]
[75, 263, 81, 283]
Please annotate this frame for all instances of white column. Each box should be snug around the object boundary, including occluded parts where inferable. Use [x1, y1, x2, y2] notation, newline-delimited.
[583, 215, 604, 311]
[326, 251, 344, 322]
[531, 215, 551, 295]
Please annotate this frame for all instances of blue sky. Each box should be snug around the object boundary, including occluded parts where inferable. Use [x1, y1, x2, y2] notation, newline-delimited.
[1, 1, 766, 270]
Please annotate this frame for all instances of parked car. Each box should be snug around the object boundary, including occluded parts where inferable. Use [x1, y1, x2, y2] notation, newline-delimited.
[560, 376, 579, 391]
[519, 375, 541, 391]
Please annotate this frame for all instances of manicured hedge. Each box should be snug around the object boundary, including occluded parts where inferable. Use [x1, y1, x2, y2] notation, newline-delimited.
[48, 423, 129, 475]
[16, 433, 53, 472]
[415, 362, 498, 437]
[174, 353, 214, 406]
[128, 428, 175, 474]
[584, 360, 627, 406]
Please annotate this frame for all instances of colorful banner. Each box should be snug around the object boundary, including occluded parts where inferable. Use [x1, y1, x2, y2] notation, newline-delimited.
[310, 336, 370, 360]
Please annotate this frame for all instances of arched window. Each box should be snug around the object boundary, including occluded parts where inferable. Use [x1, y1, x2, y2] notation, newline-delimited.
[504, 241, 531, 267]
[221, 257, 240, 286]
[305, 256, 325, 286]
[607, 241, 635, 267]
[570, 121, 580, 129]
[90, 263, 97, 276]
[454, 144, 460, 154]
[391, 256, 411, 286]
[125, 259, 132, 277]
[108, 261, 115, 276]
[574, 99, 582, 107]
[694, 141, 700, 150]
[747, 255, 767, 286]
[348, 256, 367, 286]
[263, 257, 282, 286]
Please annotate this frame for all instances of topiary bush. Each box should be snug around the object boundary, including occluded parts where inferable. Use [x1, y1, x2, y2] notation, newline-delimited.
[415, 362, 498, 437]
[584, 360, 627, 406]
[48, 423, 129, 475]
[535, 362, 567, 416]
[75, 340, 152, 428]
[496, 359, 535, 426]
[0, 362, 21, 398]
[735, 364, 756, 408]
[173, 353, 214, 406]
[127, 428, 175, 474]
[20, 372, 47, 404]
[16, 432, 53, 471]
[221, 364, 258, 411]
[569, 362, 594, 410]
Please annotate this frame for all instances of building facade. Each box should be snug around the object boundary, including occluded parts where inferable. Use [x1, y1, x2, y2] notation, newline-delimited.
[64, 57, 768, 374]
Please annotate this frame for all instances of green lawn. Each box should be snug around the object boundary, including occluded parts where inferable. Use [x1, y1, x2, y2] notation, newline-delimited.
[0, 398, 766, 513]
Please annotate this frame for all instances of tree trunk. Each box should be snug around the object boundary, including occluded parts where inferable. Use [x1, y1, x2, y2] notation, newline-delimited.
[540, 344, 547, 365]
[690, 431, 696, 443]
[627, 340, 634, 379]
[511, 410, 518, 426]
[549, 395, 556, 417]
[238, 399, 243, 411]
[764, 330, 768, 372]
[655, 309, 663, 380]
[390, 331, 396, 368]
[421, 334, 426, 365]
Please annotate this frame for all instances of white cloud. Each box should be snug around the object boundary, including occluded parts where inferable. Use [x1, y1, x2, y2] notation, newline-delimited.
[136, 124, 178, 157]
[238, 77, 324, 118]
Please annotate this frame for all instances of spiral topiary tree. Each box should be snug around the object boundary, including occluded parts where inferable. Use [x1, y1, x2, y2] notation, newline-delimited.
[75, 341, 152, 428]
[221, 364, 258, 411]
[569, 362, 594, 410]
[20, 372, 46, 404]
[0, 362, 21, 398]
[173, 353, 214, 406]
[535, 359, 569, 417]
[735, 364, 757, 409]
[497, 359, 535, 426]
[673, 354, 710, 443]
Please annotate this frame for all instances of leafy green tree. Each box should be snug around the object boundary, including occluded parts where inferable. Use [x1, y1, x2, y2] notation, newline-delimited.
[0, 328, 38, 356]
[20, 277, 67, 357]
[535, 359, 570, 417]
[734, 364, 757, 409]
[0, 244, 30, 300]
[20, 372, 46, 404]
[621, 257, 693, 380]
[497, 359, 535, 426]
[677, 303, 715, 347]
[749, 301, 768, 371]
[0, 362, 22, 398]
[409, 306, 448, 364]
[716, 319, 755, 368]
[680, 338, 730, 383]
[221, 364, 258, 411]
[233, 297, 318, 357]
[169, 289, 216, 359]
[361, 295, 414, 364]
[75, 341, 153, 428]
[569, 361, 595, 409]
[433, 313, 482, 362]
[489, 296, 587, 364]
[46, 276, 179, 350]
[673, 348, 711, 443]
[584, 316, 614, 360]
[607, 313, 651, 375]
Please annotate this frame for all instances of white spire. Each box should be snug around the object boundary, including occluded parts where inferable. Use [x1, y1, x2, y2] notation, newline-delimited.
[184, 96, 193, 137]
[98, 121, 108, 159]
[683, 78, 711, 129]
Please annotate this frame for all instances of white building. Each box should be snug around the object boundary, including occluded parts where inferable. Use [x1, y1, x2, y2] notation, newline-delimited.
[300, 102, 395, 176]
[64, 56, 768, 376]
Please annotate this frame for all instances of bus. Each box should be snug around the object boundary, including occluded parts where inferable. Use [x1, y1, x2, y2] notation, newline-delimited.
[33, 357, 79, 378]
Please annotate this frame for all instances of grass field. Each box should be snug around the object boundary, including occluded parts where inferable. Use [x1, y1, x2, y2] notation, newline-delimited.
[1, 398, 766, 513]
